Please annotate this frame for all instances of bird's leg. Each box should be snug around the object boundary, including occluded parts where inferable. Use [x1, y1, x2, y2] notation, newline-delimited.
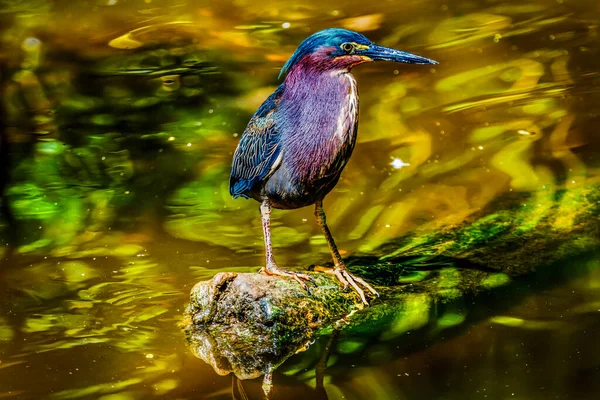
[262, 369, 273, 400]
[231, 375, 249, 400]
[314, 200, 378, 304]
[315, 328, 341, 394]
[259, 199, 312, 289]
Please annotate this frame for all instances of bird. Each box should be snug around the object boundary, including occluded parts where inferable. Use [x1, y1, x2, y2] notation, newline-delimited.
[229, 28, 436, 304]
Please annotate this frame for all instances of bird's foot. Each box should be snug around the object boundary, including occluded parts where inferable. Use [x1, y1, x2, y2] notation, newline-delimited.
[323, 265, 378, 305]
[260, 263, 313, 290]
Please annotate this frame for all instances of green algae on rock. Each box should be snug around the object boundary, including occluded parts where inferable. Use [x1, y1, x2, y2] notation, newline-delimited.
[182, 259, 512, 397]
[376, 180, 600, 276]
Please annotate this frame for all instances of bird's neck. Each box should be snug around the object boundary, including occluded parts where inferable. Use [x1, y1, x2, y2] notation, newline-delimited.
[285, 52, 351, 81]
[282, 61, 354, 109]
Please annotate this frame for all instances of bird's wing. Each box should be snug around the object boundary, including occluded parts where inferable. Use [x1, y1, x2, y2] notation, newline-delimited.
[229, 85, 284, 198]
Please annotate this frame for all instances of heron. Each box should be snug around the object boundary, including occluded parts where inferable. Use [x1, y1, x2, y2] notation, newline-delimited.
[230, 28, 436, 304]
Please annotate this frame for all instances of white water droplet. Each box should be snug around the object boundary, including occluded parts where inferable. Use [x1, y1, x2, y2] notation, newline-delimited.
[391, 158, 410, 169]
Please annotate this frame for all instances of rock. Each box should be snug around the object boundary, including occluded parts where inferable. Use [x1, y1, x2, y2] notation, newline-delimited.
[182, 271, 363, 380]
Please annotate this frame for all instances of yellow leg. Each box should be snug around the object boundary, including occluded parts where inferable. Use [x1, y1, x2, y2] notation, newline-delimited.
[314, 200, 378, 305]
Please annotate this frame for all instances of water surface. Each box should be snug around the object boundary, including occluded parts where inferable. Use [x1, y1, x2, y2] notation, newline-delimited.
[1, 0, 600, 399]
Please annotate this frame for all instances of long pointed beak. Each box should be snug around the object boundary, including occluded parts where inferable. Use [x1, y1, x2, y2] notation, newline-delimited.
[363, 44, 437, 64]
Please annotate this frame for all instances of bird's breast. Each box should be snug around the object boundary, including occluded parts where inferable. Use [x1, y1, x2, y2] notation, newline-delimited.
[281, 72, 359, 179]
[263, 72, 359, 208]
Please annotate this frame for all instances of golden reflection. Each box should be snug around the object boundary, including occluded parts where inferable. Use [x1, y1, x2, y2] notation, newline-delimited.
[489, 122, 543, 191]
[427, 13, 512, 50]
[108, 22, 196, 50]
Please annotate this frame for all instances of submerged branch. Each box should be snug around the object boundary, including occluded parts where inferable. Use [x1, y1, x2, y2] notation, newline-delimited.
[183, 180, 600, 385]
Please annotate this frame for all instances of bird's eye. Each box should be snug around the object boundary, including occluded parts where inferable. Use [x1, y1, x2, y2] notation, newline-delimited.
[341, 42, 355, 54]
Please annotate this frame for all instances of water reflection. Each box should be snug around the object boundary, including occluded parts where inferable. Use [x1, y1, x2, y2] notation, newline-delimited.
[1, 0, 600, 398]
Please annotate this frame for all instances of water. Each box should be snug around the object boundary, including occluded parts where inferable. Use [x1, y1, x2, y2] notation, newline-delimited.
[1, 0, 600, 398]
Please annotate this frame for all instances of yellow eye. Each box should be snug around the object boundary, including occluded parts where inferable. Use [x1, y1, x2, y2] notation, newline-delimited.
[341, 42, 355, 53]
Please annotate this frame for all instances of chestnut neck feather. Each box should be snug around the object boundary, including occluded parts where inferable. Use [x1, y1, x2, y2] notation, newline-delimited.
[276, 52, 359, 180]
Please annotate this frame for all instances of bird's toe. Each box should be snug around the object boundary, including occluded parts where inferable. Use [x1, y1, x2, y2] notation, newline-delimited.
[260, 264, 313, 291]
[349, 274, 379, 297]
[324, 266, 377, 305]
[323, 267, 350, 289]
[291, 274, 309, 290]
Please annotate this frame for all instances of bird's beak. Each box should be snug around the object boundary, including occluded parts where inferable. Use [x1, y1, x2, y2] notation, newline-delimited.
[361, 44, 437, 64]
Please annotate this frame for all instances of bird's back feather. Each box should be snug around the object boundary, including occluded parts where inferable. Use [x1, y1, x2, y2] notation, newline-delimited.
[229, 85, 284, 198]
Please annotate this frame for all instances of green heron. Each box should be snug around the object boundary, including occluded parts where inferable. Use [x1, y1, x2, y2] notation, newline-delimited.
[230, 28, 436, 304]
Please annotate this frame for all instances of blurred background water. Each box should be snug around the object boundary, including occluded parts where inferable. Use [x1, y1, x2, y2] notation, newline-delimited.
[0, 0, 599, 399]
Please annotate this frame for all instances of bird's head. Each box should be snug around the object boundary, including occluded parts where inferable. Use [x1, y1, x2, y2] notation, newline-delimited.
[279, 28, 437, 79]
